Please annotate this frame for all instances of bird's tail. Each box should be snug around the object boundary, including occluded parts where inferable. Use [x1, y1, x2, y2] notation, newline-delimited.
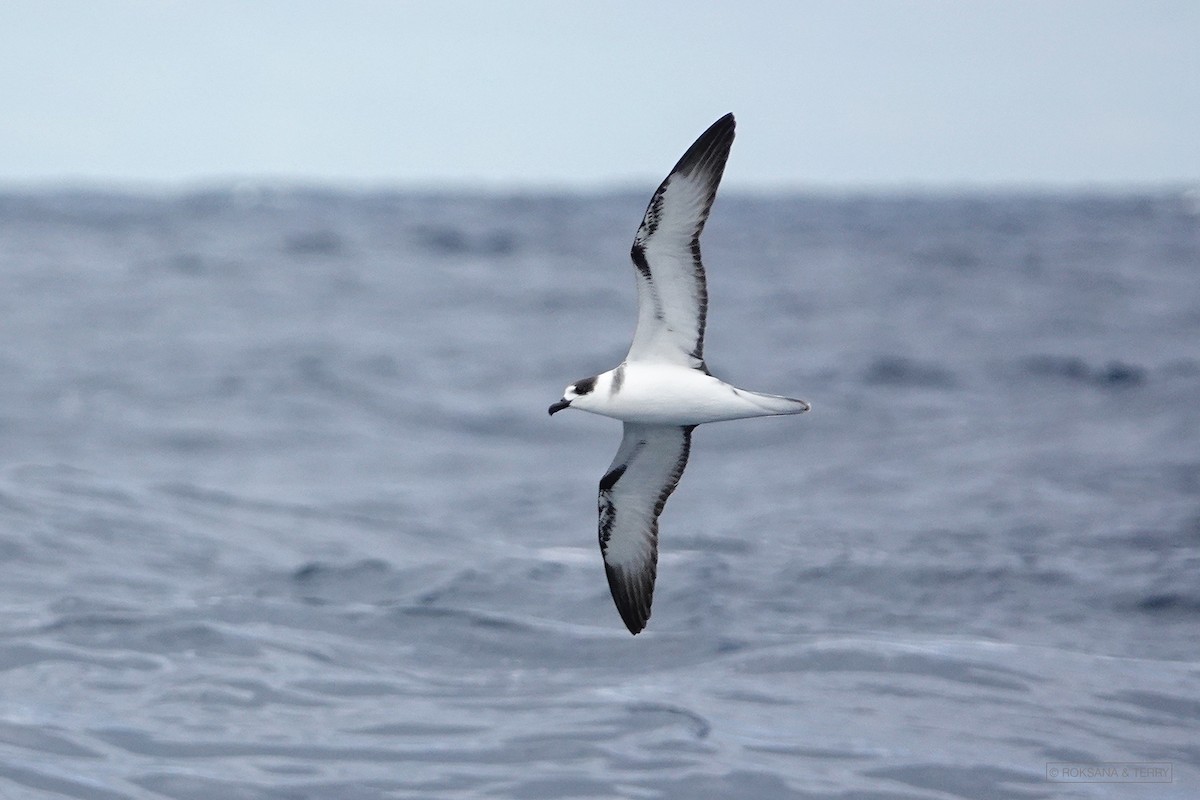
[734, 389, 811, 416]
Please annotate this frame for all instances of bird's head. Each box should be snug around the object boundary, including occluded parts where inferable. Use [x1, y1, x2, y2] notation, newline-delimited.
[548, 375, 599, 416]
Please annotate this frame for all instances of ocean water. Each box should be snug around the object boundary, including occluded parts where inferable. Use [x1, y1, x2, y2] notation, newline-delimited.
[0, 187, 1197, 799]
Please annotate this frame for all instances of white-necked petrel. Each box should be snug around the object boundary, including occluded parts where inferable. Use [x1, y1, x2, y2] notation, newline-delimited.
[549, 113, 810, 634]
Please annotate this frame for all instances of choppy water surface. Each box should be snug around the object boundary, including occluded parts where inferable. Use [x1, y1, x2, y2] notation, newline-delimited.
[0, 188, 1197, 799]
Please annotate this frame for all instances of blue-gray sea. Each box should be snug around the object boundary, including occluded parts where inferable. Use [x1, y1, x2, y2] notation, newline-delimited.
[0, 187, 1197, 799]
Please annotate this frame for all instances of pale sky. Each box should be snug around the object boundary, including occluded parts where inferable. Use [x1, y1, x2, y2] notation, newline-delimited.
[3, 1, 1197, 189]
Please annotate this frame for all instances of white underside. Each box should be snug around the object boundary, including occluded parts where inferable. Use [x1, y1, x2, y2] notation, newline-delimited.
[572, 362, 809, 426]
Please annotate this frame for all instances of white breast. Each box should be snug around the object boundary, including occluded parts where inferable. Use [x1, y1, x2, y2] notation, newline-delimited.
[588, 363, 770, 425]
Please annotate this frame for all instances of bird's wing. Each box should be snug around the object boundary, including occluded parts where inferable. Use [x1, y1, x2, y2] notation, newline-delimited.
[626, 113, 735, 369]
[597, 422, 695, 634]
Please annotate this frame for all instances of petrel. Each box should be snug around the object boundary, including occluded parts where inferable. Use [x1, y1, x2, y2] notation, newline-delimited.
[549, 113, 810, 634]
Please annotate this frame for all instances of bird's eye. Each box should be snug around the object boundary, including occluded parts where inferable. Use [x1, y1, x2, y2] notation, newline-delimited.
[573, 377, 597, 396]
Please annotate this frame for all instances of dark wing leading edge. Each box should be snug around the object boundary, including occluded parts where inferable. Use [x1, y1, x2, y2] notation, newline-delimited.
[597, 423, 695, 634]
[626, 113, 736, 370]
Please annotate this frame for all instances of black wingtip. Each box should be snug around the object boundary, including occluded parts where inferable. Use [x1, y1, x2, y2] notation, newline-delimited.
[667, 113, 736, 179]
[710, 112, 736, 131]
[605, 562, 654, 635]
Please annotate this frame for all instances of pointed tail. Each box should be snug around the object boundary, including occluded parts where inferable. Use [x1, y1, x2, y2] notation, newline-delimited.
[735, 389, 811, 416]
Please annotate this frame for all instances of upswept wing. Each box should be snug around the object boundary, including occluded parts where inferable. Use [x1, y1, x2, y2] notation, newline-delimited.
[626, 113, 736, 369]
[597, 423, 695, 634]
